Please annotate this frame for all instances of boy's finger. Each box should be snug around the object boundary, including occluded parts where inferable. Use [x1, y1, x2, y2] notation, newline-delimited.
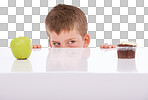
[100, 45, 104, 48]
[108, 45, 112, 48]
[37, 44, 42, 48]
[33, 44, 37, 49]
[103, 44, 108, 48]
[100, 44, 116, 49]
[112, 45, 116, 48]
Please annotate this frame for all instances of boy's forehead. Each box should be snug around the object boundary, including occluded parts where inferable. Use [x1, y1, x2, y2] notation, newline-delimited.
[48, 29, 82, 41]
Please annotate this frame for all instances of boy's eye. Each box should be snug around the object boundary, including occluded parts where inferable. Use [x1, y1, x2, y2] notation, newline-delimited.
[68, 41, 75, 44]
[53, 43, 60, 46]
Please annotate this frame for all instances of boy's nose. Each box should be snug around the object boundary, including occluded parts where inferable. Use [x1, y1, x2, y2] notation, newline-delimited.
[61, 44, 68, 48]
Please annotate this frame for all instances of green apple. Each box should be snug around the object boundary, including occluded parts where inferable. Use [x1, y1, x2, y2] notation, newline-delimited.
[10, 37, 32, 60]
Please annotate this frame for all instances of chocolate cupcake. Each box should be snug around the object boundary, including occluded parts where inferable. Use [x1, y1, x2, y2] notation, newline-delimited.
[117, 41, 137, 59]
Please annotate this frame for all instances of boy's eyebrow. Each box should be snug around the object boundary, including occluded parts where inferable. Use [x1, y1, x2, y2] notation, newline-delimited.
[64, 38, 76, 42]
[52, 41, 60, 43]
[51, 38, 76, 43]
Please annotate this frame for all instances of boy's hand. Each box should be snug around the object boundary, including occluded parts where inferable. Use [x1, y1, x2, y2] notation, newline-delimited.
[32, 44, 42, 49]
[100, 43, 116, 49]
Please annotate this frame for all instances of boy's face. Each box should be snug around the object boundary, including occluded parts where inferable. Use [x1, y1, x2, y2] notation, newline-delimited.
[48, 29, 90, 48]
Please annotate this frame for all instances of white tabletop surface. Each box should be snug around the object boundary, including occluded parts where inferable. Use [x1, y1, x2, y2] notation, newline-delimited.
[0, 47, 148, 100]
[0, 47, 148, 73]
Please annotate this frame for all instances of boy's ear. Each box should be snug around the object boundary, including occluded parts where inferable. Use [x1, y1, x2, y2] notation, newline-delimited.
[48, 39, 52, 48]
[83, 33, 90, 48]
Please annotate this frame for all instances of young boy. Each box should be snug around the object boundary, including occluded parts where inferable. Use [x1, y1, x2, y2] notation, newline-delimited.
[45, 4, 90, 48]
[33, 4, 115, 48]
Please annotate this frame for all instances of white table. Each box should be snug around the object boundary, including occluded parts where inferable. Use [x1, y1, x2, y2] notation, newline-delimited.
[0, 47, 148, 100]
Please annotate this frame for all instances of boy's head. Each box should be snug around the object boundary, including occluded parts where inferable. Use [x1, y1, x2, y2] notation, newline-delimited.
[45, 4, 90, 48]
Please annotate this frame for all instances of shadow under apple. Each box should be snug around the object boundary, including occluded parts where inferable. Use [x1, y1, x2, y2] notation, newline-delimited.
[11, 59, 32, 72]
